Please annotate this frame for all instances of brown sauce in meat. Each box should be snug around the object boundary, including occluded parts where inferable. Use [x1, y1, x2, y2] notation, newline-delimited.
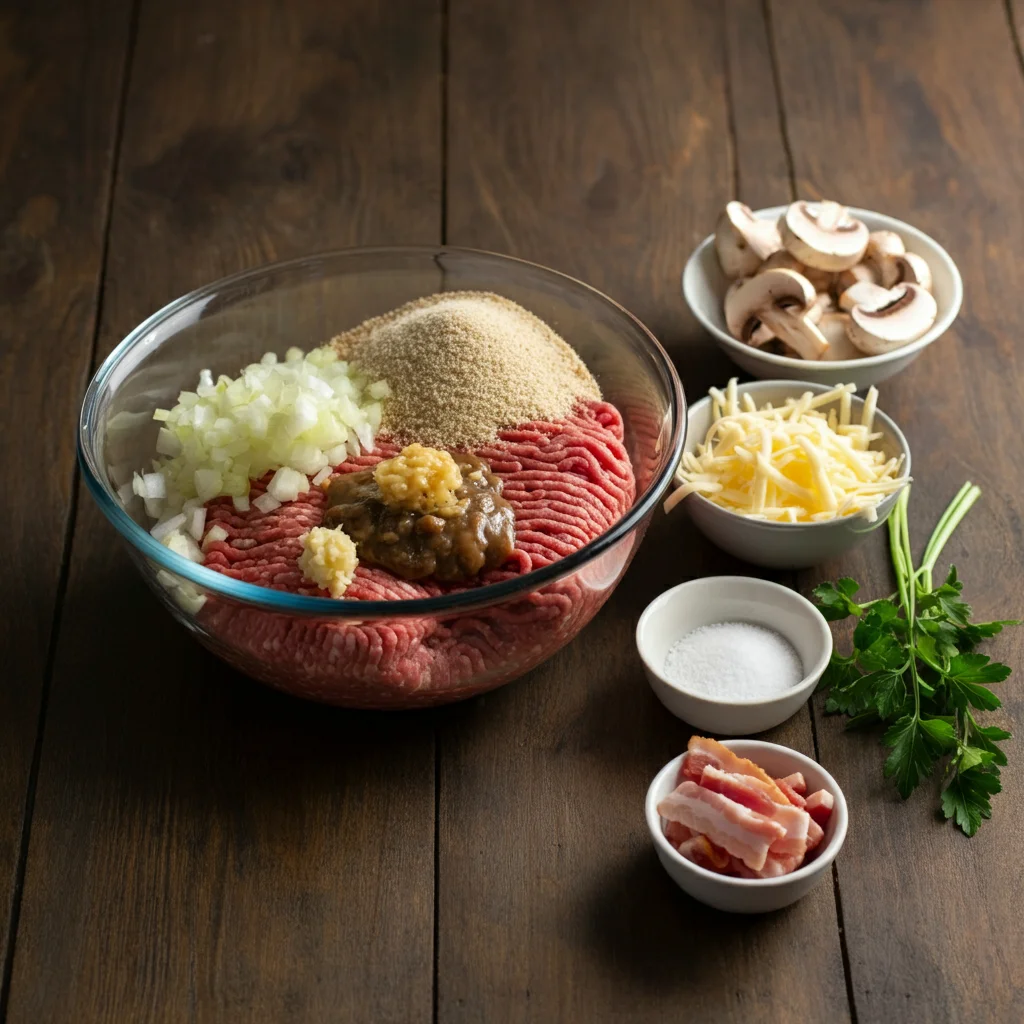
[323, 453, 515, 582]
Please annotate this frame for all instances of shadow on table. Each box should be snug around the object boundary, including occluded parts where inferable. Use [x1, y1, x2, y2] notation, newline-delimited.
[576, 845, 793, 991]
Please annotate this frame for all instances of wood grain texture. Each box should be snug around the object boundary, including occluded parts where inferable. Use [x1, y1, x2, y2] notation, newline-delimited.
[771, 1, 1024, 1021]
[5, 1, 442, 1021]
[0, 0, 133, 997]
[440, 2, 848, 1021]
[724, 0, 792, 208]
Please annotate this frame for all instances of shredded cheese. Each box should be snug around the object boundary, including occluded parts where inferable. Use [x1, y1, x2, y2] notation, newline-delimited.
[665, 380, 908, 522]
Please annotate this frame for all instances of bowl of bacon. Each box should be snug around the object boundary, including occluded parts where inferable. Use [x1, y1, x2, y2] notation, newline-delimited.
[645, 736, 847, 913]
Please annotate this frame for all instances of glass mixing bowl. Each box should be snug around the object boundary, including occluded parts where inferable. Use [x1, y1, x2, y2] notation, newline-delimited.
[79, 248, 684, 707]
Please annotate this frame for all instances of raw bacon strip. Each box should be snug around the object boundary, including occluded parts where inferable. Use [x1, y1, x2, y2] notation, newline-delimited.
[806, 818, 825, 852]
[767, 802, 812, 857]
[779, 771, 807, 795]
[805, 789, 834, 825]
[677, 835, 731, 872]
[699, 765, 777, 816]
[774, 777, 807, 808]
[687, 737, 790, 804]
[658, 781, 785, 871]
[664, 820, 692, 849]
[732, 852, 805, 879]
[678, 751, 716, 785]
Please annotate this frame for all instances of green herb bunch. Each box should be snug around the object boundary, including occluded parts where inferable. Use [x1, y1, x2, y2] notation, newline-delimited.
[814, 482, 1017, 835]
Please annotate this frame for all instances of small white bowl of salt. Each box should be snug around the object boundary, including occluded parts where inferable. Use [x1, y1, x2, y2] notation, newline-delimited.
[636, 576, 832, 735]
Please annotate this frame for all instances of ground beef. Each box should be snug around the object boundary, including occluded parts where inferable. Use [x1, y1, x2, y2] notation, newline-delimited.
[196, 401, 636, 707]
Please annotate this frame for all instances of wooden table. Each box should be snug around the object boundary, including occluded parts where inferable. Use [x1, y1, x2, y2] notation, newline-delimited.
[3, 1, 1022, 1020]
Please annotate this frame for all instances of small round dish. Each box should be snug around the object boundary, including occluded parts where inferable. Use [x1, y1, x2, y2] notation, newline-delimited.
[645, 740, 848, 913]
[636, 576, 831, 735]
[682, 205, 962, 389]
[674, 379, 911, 569]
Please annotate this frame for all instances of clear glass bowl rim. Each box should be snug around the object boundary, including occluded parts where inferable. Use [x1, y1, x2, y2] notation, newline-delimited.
[79, 245, 686, 617]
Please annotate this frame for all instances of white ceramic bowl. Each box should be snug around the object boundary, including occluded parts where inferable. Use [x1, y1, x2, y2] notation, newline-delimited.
[637, 576, 831, 734]
[674, 379, 911, 569]
[646, 740, 848, 913]
[682, 205, 963, 389]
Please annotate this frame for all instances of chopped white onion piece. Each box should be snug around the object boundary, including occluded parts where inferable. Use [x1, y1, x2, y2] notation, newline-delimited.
[311, 467, 332, 487]
[202, 524, 229, 550]
[267, 467, 308, 502]
[117, 482, 135, 504]
[151, 513, 187, 541]
[232, 494, 250, 512]
[253, 492, 282, 514]
[189, 507, 207, 541]
[143, 472, 166, 499]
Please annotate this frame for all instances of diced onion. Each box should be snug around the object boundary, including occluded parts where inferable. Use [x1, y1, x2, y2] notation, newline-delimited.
[151, 513, 186, 541]
[189, 507, 207, 541]
[134, 346, 387, 522]
[311, 467, 332, 487]
[253, 493, 282, 514]
[202, 524, 229, 550]
[267, 467, 308, 503]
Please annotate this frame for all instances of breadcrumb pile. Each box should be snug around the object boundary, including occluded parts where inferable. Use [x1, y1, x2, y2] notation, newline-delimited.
[332, 291, 600, 447]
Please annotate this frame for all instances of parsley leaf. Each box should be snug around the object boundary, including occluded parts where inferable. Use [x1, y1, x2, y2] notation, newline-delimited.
[941, 767, 1001, 837]
[883, 716, 938, 797]
[813, 578, 863, 621]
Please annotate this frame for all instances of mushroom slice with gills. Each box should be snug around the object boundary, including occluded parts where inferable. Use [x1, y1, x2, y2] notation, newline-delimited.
[846, 282, 938, 355]
[864, 230, 906, 286]
[725, 268, 829, 360]
[779, 199, 870, 271]
[838, 279, 892, 313]
[817, 312, 862, 361]
[714, 201, 783, 278]
[892, 252, 933, 292]
[725, 277, 772, 346]
[835, 262, 879, 294]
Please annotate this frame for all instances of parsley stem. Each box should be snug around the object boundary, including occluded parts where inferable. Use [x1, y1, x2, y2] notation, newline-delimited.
[918, 483, 981, 593]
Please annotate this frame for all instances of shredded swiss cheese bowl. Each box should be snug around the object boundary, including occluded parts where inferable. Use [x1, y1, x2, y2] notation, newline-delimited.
[665, 379, 908, 523]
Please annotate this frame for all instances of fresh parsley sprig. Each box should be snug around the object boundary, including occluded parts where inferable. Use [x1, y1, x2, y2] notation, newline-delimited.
[814, 482, 1018, 836]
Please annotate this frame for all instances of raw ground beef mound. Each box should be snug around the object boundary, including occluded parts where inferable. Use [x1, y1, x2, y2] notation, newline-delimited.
[196, 401, 636, 707]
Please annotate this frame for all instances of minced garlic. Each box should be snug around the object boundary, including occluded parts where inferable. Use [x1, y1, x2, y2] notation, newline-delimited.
[373, 443, 463, 513]
[298, 526, 359, 598]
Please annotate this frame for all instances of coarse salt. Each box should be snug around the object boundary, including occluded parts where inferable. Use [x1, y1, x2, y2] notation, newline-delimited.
[663, 621, 803, 701]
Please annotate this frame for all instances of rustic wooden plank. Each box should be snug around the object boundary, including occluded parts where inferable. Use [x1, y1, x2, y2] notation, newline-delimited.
[439, 2, 849, 1021]
[770, 1, 1024, 1021]
[0, 0, 134, 1004]
[4, 1, 442, 1021]
[724, 0, 793, 208]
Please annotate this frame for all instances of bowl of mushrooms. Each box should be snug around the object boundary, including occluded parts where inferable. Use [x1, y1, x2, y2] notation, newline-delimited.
[682, 201, 963, 389]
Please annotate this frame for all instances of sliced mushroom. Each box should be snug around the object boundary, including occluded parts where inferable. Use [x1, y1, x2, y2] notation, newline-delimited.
[724, 268, 828, 359]
[845, 283, 938, 355]
[817, 313, 862, 361]
[757, 250, 833, 292]
[892, 252, 932, 292]
[778, 200, 869, 271]
[863, 230, 906, 287]
[808, 291, 836, 323]
[714, 201, 783, 278]
[725, 278, 772, 345]
[835, 263, 879, 294]
[757, 250, 805, 274]
[838, 280, 892, 313]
